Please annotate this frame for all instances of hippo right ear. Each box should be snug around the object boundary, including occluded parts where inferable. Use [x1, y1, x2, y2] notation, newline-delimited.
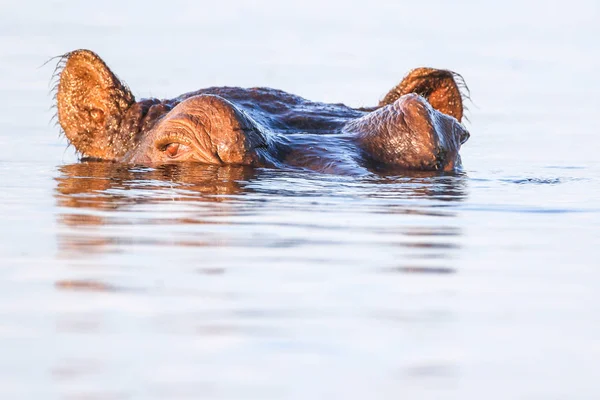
[379, 68, 468, 122]
[55, 49, 135, 159]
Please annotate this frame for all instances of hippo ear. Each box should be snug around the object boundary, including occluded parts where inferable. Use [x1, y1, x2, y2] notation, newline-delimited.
[379, 68, 468, 121]
[55, 49, 135, 159]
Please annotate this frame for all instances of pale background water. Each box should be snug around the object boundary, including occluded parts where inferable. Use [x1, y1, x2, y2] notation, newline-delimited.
[1, 0, 599, 399]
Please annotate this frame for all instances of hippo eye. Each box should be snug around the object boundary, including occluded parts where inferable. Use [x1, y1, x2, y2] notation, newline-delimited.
[161, 142, 191, 158]
[165, 143, 180, 157]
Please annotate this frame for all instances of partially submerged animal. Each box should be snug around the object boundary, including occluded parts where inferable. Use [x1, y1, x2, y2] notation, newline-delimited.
[54, 49, 470, 174]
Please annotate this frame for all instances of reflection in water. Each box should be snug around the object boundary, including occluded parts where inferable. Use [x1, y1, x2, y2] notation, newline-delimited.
[54, 162, 468, 269]
[51, 163, 470, 397]
[56, 162, 258, 210]
[55, 279, 125, 292]
[384, 266, 456, 274]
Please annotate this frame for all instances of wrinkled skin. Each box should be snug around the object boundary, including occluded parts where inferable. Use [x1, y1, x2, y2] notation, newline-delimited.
[55, 49, 470, 174]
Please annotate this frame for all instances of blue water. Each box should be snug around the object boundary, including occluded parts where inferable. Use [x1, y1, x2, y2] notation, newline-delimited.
[0, 0, 599, 399]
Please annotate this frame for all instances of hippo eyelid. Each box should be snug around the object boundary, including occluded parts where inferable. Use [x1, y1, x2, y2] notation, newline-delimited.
[154, 128, 193, 150]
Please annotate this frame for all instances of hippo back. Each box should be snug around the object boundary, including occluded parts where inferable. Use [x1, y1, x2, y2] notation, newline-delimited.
[173, 87, 366, 135]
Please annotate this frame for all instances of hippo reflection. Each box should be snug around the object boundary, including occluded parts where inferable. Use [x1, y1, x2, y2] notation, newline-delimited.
[55, 163, 467, 211]
[54, 163, 467, 258]
[54, 50, 470, 173]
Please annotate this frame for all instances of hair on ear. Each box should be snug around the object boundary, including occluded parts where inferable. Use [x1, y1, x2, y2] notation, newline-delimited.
[54, 49, 136, 159]
[379, 68, 469, 122]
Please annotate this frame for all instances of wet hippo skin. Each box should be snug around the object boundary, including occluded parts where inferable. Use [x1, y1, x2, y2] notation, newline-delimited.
[54, 49, 470, 174]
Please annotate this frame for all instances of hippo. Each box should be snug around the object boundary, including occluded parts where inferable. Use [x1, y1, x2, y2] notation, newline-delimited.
[54, 49, 470, 174]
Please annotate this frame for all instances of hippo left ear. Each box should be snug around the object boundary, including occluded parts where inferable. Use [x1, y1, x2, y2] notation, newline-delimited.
[379, 68, 468, 122]
[55, 49, 136, 160]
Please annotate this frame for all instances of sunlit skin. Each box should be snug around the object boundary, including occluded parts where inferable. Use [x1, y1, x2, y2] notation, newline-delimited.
[54, 49, 470, 174]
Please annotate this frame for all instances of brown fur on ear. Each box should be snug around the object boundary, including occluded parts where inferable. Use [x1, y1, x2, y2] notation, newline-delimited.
[379, 68, 468, 121]
[56, 49, 135, 159]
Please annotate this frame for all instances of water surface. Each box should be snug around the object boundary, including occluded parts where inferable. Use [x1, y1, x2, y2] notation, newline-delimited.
[1, 0, 599, 399]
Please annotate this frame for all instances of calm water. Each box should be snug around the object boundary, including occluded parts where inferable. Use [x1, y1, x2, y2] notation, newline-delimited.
[1, 0, 600, 399]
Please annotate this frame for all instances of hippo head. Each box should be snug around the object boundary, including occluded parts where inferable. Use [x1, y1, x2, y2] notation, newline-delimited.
[55, 49, 469, 172]
[55, 50, 269, 165]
